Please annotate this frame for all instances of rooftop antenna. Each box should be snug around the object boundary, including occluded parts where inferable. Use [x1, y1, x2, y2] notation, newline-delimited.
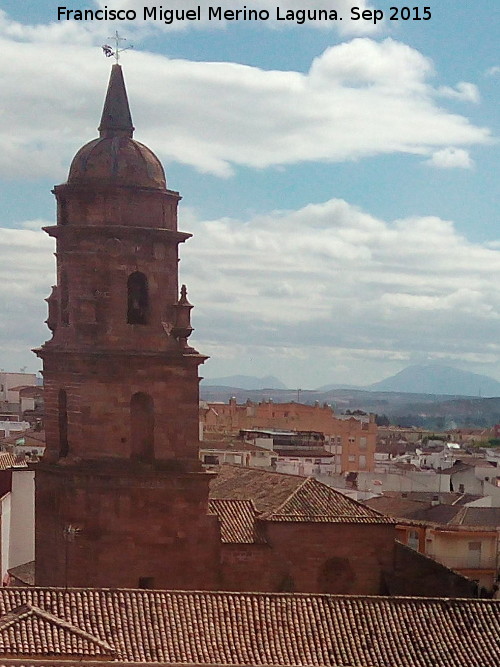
[102, 31, 134, 63]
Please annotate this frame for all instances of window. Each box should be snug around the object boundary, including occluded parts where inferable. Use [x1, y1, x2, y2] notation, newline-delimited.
[358, 455, 366, 469]
[203, 455, 219, 465]
[407, 530, 419, 551]
[130, 392, 155, 462]
[348, 455, 355, 462]
[127, 272, 149, 325]
[138, 577, 155, 589]
[458, 483, 465, 494]
[468, 541, 482, 568]
[359, 437, 367, 450]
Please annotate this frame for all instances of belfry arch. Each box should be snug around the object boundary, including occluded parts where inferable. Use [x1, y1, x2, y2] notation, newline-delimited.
[127, 271, 149, 325]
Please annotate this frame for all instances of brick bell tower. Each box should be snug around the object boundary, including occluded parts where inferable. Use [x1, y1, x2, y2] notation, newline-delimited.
[34, 65, 220, 588]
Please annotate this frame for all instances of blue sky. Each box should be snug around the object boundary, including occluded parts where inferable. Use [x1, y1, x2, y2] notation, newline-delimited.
[0, 1, 499, 388]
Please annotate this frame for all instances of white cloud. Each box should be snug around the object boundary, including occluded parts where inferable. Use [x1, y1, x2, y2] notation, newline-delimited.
[4, 199, 500, 385]
[438, 82, 480, 103]
[0, 26, 490, 179]
[426, 147, 473, 169]
[485, 66, 500, 77]
[0, 226, 54, 370]
[181, 200, 500, 384]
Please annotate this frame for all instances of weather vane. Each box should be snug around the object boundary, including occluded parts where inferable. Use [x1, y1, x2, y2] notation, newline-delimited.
[102, 31, 133, 63]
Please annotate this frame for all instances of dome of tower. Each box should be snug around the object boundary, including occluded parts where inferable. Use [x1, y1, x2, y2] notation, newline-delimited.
[67, 64, 166, 190]
[68, 136, 166, 189]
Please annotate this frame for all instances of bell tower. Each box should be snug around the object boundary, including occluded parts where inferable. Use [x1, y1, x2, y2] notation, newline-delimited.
[35, 65, 220, 588]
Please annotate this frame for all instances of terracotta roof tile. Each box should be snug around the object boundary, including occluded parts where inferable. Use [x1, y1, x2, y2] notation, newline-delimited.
[264, 477, 394, 524]
[208, 499, 267, 544]
[0, 602, 116, 658]
[210, 464, 305, 513]
[7, 561, 35, 586]
[0, 589, 498, 666]
[448, 506, 500, 527]
[0, 453, 27, 470]
[364, 496, 428, 518]
[210, 466, 394, 525]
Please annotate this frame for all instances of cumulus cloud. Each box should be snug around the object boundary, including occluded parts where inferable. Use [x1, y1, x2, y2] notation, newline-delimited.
[4, 200, 500, 384]
[438, 82, 480, 103]
[0, 28, 490, 179]
[5, 196, 500, 384]
[0, 226, 54, 367]
[426, 147, 473, 169]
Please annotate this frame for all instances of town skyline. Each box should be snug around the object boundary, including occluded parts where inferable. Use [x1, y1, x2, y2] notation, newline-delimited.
[0, 1, 499, 388]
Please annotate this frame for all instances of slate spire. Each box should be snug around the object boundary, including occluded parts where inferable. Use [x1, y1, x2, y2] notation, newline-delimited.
[98, 64, 135, 138]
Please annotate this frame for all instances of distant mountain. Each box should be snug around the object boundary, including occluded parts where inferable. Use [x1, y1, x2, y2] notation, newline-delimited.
[316, 382, 362, 391]
[201, 375, 287, 390]
[369, 364, 500, 397]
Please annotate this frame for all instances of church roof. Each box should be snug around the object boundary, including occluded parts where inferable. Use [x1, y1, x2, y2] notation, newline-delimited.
[67, 65, 166, 189]
[210, 465, 394, 525]
[208, 498, 267, 543]
[98, 64, 134, 138]
[0, 588, 498, 666]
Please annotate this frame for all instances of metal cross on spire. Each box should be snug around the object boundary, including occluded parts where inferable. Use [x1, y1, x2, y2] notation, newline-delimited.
[102, 31, 133, 63]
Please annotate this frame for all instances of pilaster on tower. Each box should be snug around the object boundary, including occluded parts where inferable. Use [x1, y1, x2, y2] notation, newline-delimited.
[34, 65, 219, 589]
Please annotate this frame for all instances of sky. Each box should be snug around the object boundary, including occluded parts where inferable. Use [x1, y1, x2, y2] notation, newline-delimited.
[0, 0, 499, 389]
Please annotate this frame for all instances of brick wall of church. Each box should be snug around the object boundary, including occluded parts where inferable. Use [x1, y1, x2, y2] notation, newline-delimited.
[219, 522, 396, 595]
[42, 355, 202, 465]
[35, 465, 221, 589]
[265, 522, 395, 594]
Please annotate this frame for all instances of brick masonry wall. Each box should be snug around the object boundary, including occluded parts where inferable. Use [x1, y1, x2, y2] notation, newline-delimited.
[35, 464, 221, 589]
[219, 522, 396, 595]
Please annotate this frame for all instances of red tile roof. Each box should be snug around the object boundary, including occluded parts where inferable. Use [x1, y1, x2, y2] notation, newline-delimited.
[208, 499, 267, 544]
[264, 477, 392, 524]
[0, 589, 498, 666]
[0, 602, 115, 658]
[0, 452, 27, 470]
[210, 464, 308, 513]
[210, 466, 394, 525]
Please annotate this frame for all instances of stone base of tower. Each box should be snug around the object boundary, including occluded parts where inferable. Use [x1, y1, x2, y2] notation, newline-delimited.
[35, 462, 221, 589]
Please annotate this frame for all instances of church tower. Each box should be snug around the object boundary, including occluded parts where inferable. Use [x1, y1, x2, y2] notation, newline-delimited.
[35, 65, 220, 588]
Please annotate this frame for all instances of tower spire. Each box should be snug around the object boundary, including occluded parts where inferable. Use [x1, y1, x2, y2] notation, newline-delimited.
[98, 64, 135, 138]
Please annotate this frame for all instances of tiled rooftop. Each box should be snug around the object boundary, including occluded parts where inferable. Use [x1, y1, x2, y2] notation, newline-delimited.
[0, 452, 27, 470]
[210, 464, 309, 513]
[264, 477, 392, 524]
[364, 495, 428, 519]
[208, 499, 267, 543]
[0, 589, 498, 666]
[448, 506, 500, 528]
[210, 465, 393, 524]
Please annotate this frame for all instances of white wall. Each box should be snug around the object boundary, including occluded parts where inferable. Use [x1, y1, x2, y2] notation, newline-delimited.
[0, 493, 11, 582]
[355, 470, 451, 493]
[8, 470, 35, 570]
[0, 373, 36, 404]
